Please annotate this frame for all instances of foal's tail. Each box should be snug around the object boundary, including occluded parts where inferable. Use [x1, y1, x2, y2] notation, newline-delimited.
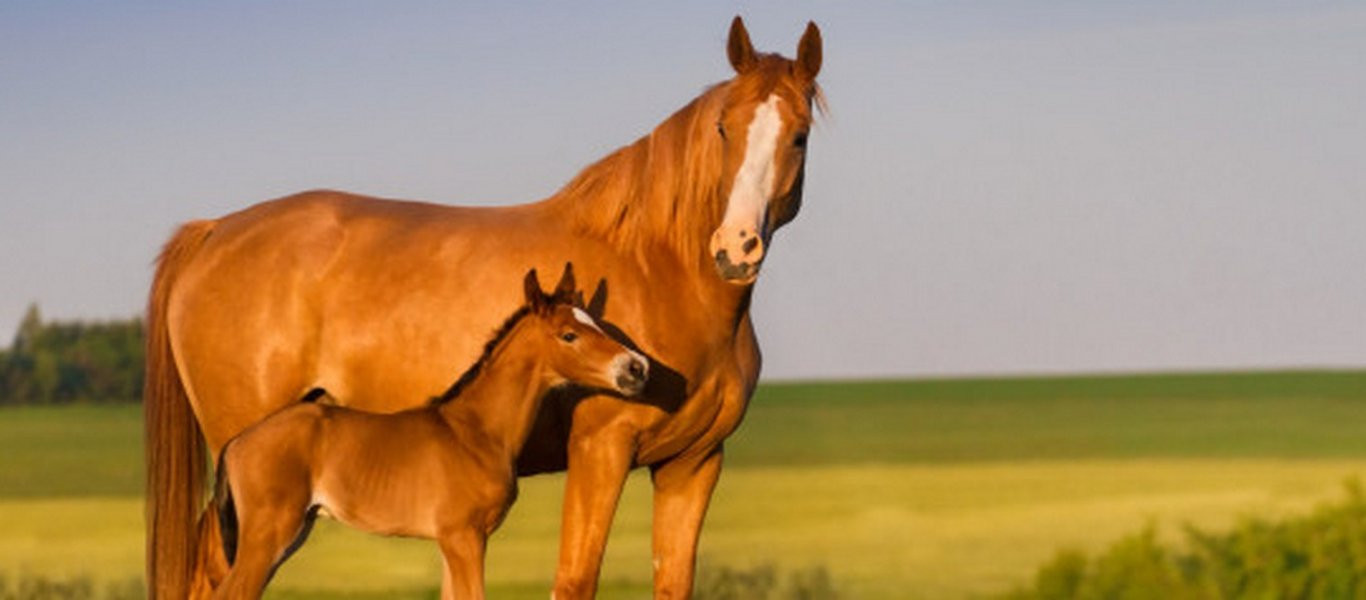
[145, 219, 215, 599]
[213, 448, 239, 567]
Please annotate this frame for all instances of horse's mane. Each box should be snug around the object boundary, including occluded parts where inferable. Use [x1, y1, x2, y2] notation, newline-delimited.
[429, 305, 534, 406]
[543, 59, 825, 263]
[544, 88, 727, 263]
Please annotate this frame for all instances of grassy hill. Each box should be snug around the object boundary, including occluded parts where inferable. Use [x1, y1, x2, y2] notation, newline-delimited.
[3, 370, 1365, 598]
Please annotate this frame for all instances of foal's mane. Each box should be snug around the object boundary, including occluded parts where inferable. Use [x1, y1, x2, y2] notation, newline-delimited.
[430, 305, 534, 406]
[544, 58, 824, 263]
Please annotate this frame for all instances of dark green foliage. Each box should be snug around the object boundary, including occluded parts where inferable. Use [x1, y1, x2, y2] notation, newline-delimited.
[1007, 482, 1366, 599]
[0, 574, 142, 600]
[0, 304, 143, 405]
[695, 564, 838, 600]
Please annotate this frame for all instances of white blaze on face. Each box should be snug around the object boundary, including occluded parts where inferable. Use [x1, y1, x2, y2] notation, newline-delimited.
[711, 94, 784, 282]
[726, 94, 783, 239]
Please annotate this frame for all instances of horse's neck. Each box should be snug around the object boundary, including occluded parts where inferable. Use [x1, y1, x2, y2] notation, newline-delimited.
[435, 342, 546, 460]
[541, 89, 729, 286]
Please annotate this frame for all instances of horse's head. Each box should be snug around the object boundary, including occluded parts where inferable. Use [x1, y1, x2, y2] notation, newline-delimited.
[523, 264, 648, 396]
[710, 16, 823, 284]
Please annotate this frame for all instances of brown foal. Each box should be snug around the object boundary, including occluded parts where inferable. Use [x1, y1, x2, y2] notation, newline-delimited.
[210, 266, 647, 599]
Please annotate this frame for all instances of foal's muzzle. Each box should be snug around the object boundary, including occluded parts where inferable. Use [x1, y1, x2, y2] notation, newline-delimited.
[614, 353, 648, 396]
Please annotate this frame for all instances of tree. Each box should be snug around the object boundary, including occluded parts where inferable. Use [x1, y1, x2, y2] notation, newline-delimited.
[13, 303, 42, 353]
[0, 305, 144, 405]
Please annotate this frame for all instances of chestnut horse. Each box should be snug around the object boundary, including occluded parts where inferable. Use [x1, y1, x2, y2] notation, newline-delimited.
[146, 16, 823, 599]
[212, 266, 647, 600]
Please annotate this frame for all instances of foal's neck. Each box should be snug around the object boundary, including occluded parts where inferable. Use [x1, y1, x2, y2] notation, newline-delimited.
[434, 333, 548, 461]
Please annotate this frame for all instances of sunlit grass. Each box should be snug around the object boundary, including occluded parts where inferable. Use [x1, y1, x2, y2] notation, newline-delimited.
[5, 371, 1366, 597]
[7, 461, 1366, 598]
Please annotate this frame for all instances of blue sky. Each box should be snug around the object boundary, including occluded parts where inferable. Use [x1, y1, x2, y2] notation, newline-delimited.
[2, 2, 1363, 379]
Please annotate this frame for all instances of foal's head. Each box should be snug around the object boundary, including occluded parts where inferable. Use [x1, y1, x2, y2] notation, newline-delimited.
[519, 265, 648, 397]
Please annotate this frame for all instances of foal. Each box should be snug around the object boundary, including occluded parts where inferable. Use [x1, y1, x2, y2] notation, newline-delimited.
[211, 266, 647, 599]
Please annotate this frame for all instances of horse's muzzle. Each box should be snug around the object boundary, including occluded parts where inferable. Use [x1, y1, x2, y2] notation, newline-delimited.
[713, 249, 761, 284]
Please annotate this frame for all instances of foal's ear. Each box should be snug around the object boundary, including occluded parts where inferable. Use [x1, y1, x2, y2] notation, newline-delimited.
[727, 16, 757, 74]
[551, 262, 577, 304]
[523, 268, 547, 311]
[794, 21, 822, 82]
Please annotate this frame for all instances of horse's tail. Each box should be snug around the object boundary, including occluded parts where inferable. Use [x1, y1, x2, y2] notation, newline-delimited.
[213, 446, 239, 567]
[145, 219, 215, 599]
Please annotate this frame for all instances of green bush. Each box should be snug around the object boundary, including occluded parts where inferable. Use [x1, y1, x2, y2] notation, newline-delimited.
[0, 574, 142, 600]
[1007, 481, 1366, 599]
[695, 563, 838, 600]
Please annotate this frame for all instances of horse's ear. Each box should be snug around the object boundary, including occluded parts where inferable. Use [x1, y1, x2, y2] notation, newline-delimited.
[552, 262, 576, 304]
[794, 21, 822, 82]
[728, 16, 757, 74]
[586, 279, 608, 318]
[523, 268, 546, 311]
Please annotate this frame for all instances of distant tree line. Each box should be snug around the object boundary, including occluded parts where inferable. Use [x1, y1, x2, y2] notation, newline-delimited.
[0, 304, 143, 405]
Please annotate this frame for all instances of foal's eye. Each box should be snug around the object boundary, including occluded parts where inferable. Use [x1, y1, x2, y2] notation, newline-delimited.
[793, 132, 808, 149]
[560, 331, 578, 343]
[716, 121, 727, 140]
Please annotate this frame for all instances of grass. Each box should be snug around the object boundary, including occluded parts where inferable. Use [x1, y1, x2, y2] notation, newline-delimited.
[732, 370, 1366, 465]
[7, 462, 1366, 598]
[0, 404, 142, 498]
[3, 370, 1366, 598]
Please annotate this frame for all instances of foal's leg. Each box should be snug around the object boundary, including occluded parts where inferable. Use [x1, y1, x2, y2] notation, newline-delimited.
[212, 503, 312, 600]
[437, 528, 487, 600]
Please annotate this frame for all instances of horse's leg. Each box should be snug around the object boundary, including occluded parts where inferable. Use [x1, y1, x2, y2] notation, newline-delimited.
[551, 419, 637, 599]
[649, 447, 724, 599]
[437, 529, 487, 600]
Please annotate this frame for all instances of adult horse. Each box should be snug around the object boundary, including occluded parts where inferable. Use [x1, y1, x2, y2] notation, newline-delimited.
[146, 16, 823, 599]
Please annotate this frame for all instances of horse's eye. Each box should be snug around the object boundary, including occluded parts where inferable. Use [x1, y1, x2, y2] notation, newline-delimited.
[560, 331, 578, 343]
[793, 132, 808, 149]
[716, 121, 727, 140]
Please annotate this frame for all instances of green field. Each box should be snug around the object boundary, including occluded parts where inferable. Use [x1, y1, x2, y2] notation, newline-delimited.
[3, 371, 1366, 598]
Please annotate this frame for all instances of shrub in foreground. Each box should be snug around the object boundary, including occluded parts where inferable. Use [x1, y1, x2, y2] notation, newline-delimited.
[695, 563, 838, 600]
[0, 574, 141, 600]
[1007, 481, 1366, 599]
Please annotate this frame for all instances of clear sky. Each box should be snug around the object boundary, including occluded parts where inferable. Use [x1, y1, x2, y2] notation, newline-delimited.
[2, 1, 1363, 379]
